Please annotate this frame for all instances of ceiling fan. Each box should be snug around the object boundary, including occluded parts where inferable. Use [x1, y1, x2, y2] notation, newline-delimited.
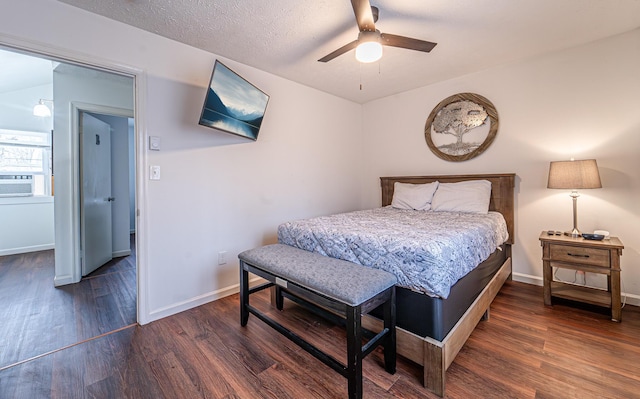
[318, 0, 437, 63]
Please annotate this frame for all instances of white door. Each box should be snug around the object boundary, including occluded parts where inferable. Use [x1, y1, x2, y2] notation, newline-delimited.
[81, 112, 113, 276]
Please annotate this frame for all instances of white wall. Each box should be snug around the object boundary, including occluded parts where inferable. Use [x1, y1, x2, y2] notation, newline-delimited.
[142, 58, 362, 320]
[0, 0, 363, 323]
[362, 29, 640, 303]
[0, 83, 54, 255]
[0, 197, 54, 255]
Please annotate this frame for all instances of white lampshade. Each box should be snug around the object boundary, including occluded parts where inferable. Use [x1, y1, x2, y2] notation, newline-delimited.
[33, 99, 52, 117]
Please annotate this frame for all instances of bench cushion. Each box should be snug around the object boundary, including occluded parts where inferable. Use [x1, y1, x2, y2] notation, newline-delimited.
[239, 244, 397, 306]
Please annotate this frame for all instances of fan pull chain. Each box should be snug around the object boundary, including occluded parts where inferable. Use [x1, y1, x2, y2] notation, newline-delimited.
[359, 63, 362, 90]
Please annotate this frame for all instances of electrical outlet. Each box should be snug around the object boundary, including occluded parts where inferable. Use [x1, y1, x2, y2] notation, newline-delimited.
[218, 251, 227, 265]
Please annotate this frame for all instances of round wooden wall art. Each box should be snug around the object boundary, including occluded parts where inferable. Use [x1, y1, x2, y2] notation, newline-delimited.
[424, 93, 499, 162]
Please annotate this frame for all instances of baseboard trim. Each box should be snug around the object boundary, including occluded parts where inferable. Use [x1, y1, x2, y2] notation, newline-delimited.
[144, 276, 264, 324]
[112, 249, 132, 258]
[623, 292, 640, 307]
[512, 272, 640, 307]
[512, 272, 542, 286]
[54, 273, 75, 287]
[0, 244, 55, 257]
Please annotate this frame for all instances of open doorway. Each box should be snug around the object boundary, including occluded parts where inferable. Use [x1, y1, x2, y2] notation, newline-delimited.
[79, 110, 135, 277]
[0, 46, 139, 369]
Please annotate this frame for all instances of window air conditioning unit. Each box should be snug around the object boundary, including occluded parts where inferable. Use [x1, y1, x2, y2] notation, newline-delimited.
[0, 175, 35, 197]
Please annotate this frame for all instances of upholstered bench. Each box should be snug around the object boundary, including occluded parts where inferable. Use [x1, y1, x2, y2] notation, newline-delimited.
[238, 244, 397, 399]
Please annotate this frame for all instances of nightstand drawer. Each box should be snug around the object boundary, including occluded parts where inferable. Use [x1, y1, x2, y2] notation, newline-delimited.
[549, 244, 610, 267]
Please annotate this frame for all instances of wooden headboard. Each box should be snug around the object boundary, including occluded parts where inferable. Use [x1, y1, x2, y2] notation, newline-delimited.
[380, 173, 515, 245]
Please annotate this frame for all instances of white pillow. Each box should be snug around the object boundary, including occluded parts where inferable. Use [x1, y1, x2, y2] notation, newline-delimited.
[391, 181, 439, 211]
[431, 180, 492, 214]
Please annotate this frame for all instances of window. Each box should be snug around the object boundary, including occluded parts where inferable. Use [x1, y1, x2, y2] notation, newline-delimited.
[0, 129, 52, 196]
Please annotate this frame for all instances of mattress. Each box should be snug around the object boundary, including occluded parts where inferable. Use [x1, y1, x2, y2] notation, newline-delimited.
[277, 207, 509, 298]
[370, 245, 507, 340]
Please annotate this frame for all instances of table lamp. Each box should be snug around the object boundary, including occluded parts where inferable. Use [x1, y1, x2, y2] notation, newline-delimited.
[547, 159, 602, 237]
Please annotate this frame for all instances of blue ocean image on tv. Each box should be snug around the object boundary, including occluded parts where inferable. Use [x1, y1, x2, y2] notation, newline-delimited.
[200, 62, 269, 140]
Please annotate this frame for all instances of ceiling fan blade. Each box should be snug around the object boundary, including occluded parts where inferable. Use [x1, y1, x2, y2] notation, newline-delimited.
[351, 0, 375, 32]
[380, 33, 437, 53]
[318, 40, 359, 62]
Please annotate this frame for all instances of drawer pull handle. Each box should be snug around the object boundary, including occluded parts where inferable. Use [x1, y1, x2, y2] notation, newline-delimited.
[567, 252, 590, 258]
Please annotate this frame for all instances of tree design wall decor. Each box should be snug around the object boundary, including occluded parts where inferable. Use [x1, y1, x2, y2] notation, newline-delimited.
[424, 93, 499, 162]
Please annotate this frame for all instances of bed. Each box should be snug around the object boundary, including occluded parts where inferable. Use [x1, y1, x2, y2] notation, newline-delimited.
[277, 173, 515, 396]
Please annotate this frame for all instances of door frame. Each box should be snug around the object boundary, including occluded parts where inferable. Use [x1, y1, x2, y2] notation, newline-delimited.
[0, 35, 150, 325]
[75, 105, 132, 277]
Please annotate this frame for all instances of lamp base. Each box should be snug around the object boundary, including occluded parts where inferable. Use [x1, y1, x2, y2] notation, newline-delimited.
[564, 191, 581, 238]
[563, 228, 581, 238]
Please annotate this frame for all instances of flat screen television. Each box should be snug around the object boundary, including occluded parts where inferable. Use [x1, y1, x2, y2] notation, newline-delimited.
[199, 60, 270, 141]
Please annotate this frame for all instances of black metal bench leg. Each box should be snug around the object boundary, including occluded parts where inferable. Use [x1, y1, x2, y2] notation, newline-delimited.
[346, 304, 363, 399]
[240, 261, 249, 326]
[383, 287, 396, 374]
[275, 285, 284, 310]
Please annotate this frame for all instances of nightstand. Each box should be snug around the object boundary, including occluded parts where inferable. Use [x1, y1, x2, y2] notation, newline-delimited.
[539, 231, 624, 321]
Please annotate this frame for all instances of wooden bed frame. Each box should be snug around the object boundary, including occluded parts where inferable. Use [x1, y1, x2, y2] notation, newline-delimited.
[361, 173, 515, 396]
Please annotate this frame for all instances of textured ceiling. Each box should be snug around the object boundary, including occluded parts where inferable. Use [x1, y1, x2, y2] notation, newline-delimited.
[56, 0, 640, 103]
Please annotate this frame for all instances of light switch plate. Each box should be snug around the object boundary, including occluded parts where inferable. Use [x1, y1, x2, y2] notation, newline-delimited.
[149, 136, 161, 151]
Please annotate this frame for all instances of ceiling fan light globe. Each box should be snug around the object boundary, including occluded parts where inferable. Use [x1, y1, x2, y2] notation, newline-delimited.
[355, 41, 383, 63]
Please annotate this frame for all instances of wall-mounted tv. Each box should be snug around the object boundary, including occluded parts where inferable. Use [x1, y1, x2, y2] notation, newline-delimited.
[199, 60, 270, 141]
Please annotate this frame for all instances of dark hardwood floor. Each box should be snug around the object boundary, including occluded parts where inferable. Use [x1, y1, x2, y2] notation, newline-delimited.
[0, 236, 136, 371]
[1, 279, 638, 398]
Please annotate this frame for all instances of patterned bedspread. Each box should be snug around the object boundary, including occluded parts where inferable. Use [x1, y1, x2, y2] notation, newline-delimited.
[277, 207, 509, 298]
